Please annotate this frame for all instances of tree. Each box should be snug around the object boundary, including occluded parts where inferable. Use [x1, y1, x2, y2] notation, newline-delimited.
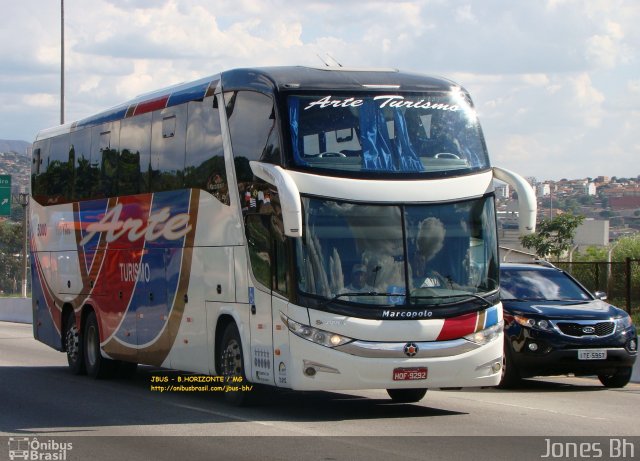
[575, 245, 608, 261]
[0, 221, 22, 254]
[0, 220, 24, 294]
[612, 234, 640, 261]
[520, 214, 585, 261]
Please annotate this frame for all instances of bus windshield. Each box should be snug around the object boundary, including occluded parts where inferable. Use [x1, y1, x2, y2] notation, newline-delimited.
[287, 91, 489, 176]
[295, 195, 498, 307]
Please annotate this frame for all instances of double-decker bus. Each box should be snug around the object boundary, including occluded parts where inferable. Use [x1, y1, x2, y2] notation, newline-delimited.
[30, 66, 536, 404]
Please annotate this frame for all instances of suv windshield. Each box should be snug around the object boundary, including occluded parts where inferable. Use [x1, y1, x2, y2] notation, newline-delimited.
[500, 268, 591, 301]
[295, 195, 498, 307]
[287, 91, 489, 177]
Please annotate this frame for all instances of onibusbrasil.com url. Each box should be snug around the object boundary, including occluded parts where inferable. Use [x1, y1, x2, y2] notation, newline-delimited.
[150, 384, 254, 392]
[149, 374, 253, 392]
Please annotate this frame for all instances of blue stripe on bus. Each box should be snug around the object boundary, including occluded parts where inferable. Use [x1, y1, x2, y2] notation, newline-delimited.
[167, 81, 212, 107]
[76, 106, 129, 129]
[485, 305, 499, 328]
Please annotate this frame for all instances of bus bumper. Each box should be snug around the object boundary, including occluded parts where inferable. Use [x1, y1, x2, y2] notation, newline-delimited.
[285, 332, 503, 391]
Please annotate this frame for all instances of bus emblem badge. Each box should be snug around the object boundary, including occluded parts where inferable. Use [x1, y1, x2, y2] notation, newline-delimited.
[404, 343, 419, 357]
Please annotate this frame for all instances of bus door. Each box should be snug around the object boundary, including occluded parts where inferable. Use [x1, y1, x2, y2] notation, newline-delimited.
[245, 214, 276, 385]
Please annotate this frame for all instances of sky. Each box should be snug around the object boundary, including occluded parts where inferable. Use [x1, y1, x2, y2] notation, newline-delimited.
[0, 0, 638, 181]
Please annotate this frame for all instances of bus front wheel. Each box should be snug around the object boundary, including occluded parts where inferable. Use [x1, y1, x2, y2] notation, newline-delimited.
[218, 323, 252, 405]
[386, 388, 427, 403]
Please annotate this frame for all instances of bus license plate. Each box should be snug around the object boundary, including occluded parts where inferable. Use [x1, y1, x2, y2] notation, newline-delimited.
[578, 349, 607, 360]
[393, 367, 428, 381]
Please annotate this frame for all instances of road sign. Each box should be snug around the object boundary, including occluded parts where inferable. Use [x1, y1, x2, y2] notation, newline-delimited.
[0, 174, 11, 216]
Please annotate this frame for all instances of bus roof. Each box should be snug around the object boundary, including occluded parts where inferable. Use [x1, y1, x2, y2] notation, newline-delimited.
[35, 66, 462, 141]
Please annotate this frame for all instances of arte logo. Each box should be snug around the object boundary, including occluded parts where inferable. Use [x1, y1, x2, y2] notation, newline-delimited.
[303, 95, 460, 111]
[79, 203, 192, 246]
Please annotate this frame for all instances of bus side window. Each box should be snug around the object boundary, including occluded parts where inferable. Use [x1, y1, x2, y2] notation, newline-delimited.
[245, 214, 272, 289]
[91, 121, 122, 199]
[273, 216, 289, 296]
[47, 134, 72, 203]
[225, 90, 281, 210]
[99, 130, 119, 198]
[185, 97, 229, 205]
[32, 141, 48, 204]
[245, 212, 290, 296]
[119, 115, 149, 196]
[151, 106, 187, 192]
[70, 128, 94, 200]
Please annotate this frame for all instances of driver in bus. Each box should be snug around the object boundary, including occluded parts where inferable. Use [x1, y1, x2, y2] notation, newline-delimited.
[414, 217, 448, 288]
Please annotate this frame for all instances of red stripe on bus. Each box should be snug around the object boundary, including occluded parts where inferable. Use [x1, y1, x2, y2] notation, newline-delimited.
[133, 96, 169, 115]
[436, 312, 478, 341]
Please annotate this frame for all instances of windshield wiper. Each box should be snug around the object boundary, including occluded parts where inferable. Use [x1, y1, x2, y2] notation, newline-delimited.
[505, 298, 576, 302]
[319, 291, 402, 308]
[412, 292, 494, 308]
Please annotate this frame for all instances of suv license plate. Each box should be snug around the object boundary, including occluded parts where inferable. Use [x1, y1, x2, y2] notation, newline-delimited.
[578, 349, 607, 360]
[393, 367, 428, 381]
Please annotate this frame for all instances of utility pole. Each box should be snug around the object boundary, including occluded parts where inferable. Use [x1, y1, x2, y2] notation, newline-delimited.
[61, 0, 65, 125]
[17, 192, 29, 297]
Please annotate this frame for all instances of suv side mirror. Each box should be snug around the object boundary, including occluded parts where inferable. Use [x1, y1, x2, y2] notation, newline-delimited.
[593, 291, 607, 300]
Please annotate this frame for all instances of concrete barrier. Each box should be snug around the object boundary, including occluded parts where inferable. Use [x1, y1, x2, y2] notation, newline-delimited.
[0, 297, 32, 324]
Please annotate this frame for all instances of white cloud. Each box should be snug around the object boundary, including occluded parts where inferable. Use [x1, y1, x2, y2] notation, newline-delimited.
[585, 26, 630, 70]
[521, 74, 550, 87]
[455, 4, 476, 23]
[1, 0, 639, 180]
[23, 94, 58, 108]
[568, 73, 605, 127]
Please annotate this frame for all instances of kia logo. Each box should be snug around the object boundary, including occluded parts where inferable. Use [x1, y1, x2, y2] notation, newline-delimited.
[582, 326, 596, 334]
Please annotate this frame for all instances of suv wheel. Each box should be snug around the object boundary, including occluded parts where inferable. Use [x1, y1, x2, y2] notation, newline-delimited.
[598, 367, 632, 388]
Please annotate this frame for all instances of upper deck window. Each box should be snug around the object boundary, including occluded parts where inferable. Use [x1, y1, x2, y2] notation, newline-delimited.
[287, 91, 489, 176]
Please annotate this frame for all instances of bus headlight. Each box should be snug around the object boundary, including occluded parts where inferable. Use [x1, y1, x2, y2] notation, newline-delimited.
[280, 313, 353, 348]
[464, 321, 503, 345]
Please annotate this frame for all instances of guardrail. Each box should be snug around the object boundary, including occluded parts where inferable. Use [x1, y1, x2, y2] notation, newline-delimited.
[0, 297, 31, 323]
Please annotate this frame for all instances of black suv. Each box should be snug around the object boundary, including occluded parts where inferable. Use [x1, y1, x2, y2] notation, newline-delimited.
[499, 262, 637, 388]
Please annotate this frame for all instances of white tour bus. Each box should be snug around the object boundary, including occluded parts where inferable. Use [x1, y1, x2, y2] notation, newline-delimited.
[30, 66, 536, 404]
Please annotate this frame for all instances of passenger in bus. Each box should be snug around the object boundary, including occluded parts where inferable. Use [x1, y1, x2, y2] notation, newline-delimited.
[345, 264, 374, 293]
[429, 113, 461, 156]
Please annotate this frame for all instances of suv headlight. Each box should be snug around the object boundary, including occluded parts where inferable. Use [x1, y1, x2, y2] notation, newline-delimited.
[514, 315, 552, 331]
[280, 313, 354, 348]
[464, 321, 503, 345]
[615, 314, 633, 331]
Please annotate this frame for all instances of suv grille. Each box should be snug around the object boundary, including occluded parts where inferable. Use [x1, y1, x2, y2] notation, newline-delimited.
[555, 321, 615, 337]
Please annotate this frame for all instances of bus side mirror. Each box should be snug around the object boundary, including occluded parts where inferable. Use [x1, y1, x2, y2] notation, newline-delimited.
[249, 162, 302, 238]
[493, 166, 537, 235]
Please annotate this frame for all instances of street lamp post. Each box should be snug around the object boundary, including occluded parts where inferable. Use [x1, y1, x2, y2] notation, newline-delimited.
[61, 0, 65, 125]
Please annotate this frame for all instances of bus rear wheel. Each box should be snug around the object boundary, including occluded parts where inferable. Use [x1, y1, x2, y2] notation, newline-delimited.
[386, 388, 427, 403]
[64, 311, 85, 375]
[83, 311, 117, 379]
